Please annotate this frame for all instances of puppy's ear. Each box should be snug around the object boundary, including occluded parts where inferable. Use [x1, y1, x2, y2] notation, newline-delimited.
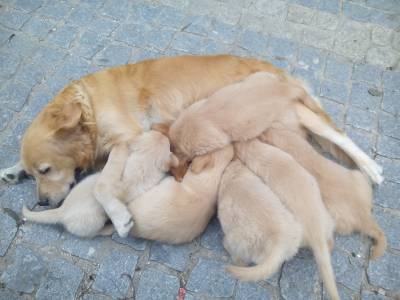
[191, 153, 214, 173]
[46, 102, 82, 133]
[151, 122, 171, 137]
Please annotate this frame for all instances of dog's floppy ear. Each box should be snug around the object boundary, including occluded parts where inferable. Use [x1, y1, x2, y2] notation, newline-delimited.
[151, 122, 171, 137]
[191, 153, 214, 173]
[46, 102, 82, 133]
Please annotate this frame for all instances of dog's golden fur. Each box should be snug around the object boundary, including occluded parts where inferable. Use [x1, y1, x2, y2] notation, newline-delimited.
[260, 128, 387, 259]
[15, 55, 281, 204]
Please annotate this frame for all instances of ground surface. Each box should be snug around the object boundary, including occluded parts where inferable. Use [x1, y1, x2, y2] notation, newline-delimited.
[0, 0, 399, 299]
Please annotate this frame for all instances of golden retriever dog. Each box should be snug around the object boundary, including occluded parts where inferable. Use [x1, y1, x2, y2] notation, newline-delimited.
[23, 131, 179, 238]
[24, 145, 233, 243]
[235, 139, 340, 300]
[260, 128, 387, 259]
[218, 159, 302, 281]
[0, 55, 282, 207]
[163, 72, 383, 184]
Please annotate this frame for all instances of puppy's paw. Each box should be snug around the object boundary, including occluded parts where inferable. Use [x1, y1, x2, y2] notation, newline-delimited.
[112, 208, 134, 238]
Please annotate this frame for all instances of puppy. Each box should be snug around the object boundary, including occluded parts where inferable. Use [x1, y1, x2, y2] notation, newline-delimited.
[24, 145, 234, 243]
[260, 128, 387, 259]
[23, 131, 178, 238]
[164, 72, 382, 184]
[235, 139, 340, 300]
[218, 160, 302, 281]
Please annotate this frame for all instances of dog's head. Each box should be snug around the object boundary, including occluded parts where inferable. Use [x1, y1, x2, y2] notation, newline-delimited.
[21, 83, 95, 207]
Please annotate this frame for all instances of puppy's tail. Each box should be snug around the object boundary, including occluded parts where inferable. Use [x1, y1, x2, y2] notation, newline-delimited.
[312, 241, 340, 300]
[226, 244, 286, 282]
[22, 205, 62, 225]
[363, 219, 387, 259]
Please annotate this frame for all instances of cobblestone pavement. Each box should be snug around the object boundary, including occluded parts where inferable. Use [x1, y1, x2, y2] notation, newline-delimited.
[0, 0, 399, 299]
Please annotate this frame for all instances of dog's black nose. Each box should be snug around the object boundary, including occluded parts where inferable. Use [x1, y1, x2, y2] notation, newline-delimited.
[37, 198, 50, 206]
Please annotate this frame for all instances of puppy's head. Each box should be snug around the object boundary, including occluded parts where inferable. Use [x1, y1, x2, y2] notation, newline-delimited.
[21, 83, 95, 207]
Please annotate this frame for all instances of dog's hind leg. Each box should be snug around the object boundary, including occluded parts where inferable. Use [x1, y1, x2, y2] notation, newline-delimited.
[98, 224, 115, 236]
[296, 104, 383, 184]
[94, 144, 133, 238]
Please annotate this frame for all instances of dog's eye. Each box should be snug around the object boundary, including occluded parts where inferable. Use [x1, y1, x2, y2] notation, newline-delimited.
[38, 166, 51, 175]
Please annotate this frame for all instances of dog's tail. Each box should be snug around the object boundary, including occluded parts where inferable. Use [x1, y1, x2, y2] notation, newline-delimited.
[363, 219, 387, 259]
[226, 243, 286, 282]
[22, 205, 63, 225]
[311, 241, 340, 300]
[295, 102, 383, 184]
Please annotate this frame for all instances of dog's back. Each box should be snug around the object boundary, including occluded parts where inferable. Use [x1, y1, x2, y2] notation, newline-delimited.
[218, 160, 302, 281]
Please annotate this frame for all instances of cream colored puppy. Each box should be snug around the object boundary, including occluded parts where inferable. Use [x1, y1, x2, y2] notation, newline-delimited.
[166, 72, 382, 184]
[218, 160, 302, 280]
[23, 131, 178, 238]
[235, 139, 340, 300]
[260, 128, 387, 259]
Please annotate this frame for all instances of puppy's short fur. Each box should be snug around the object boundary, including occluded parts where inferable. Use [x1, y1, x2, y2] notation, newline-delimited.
[235, 139, 340, 300]
[23, 131, 178, 238]
[260, 128, 387, 259]
[166, 72, 383, 184]
[24, 145, 234, 243]
[218, 160, 302, 281]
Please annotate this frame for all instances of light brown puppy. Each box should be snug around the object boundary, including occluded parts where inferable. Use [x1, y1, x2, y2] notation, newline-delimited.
[1, 55, 282, 206]
[24, 145, 233, 243]
[166, 72, 382, 184]
[218, 160, 302, 281]
[235, 139, 340, 300]
[260, 128, 387, 259]
[22, 131, 179, 238]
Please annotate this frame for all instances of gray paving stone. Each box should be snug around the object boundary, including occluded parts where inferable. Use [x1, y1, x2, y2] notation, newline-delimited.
[324, 56, 352, 83]
[320, 80, 349, 103]
[82, 293, 113, 300]
[331, 249, 364, 291]
[87, 17, 118, 37]
[20, 222, 62, 246]
[372, 207, 400, 251]
[112, 233, 147, 250]
[15, 62, 46, 88]
[0, 180, 37, 214]
[288, 4, 314, 25]
[157, 5, 186, 29]
[236, 282, 273, 299]
[297, 46, 326, 73]
[345, 106, 376, 132]
[21, 16, 55, 40]
[36, 259, 84, 300]
[377, 135, 400, 159]
[361, 290, 392, 300]
[0, 211, 17, 256]
[47, 25, 78, 49]
[113, 22, 149, 47]
[334, 235, 365, 258]
[302, 27, 334, 50]
[2, 34, 38, 59]
[0, 107, 13, 131]
[288, 0, 319, 9]
[92, 250, 138, 298]
[375, 180, 400, 210]
[100, 0, 130, 20]
[145, 27, 175, 50]
[267, 36, 297, 59]
[200, 217, 226, 254]
[383, 70, 400, 91]
[0, 50, 20, 79]
[67, 3, 95, 27]
[171, 32, 206, 53]
[13, 0, 44, 12]
[323, 284, 358, 300]
[72, 30, 108, 59]
[237, 30, 269, 55]
[350, 81, 382, 112]
[353, 63, 383, 85]
[130, 47, 163, 63]
[183, 15, 213, 36]
[150, 242, 191, 271]
[382, 89, 400, 116]
[378, 112, 400, 140]
[0, 80, 31, 112]
[61, 232, 109, 262]
[343, 1, 374, 23]
[136, 268, 180, 300]
[366, 46, 398, 68]
[1, 245, 46, 293]
[367, 251, 400, 290]
[24, 84, 53, 120]
[371, 25, 393, 46]
[32, 45, 66, 70]
[187, 258, 236, 297]
[320, 97, 345, 126]
[376, 155, 400, 183]
[318, 0, 340, 13]
[0, 288, 27, 300]
[280, 250, 321, 300]
[210, 20, 240, 44]
[37, 2, 72, 19]
[0, 8, 30, 30]
[293, 67, 321, 95]
[131, 3, 161, 25]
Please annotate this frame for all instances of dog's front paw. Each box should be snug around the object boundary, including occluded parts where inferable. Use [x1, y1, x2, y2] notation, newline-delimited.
[0, 162, 27, 185]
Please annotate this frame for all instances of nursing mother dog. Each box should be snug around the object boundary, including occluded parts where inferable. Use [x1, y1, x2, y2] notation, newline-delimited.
[0, 55, 382, 228]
